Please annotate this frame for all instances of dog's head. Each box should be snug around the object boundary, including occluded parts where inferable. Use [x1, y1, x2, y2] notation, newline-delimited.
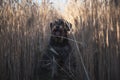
[50, 19, 72, 38]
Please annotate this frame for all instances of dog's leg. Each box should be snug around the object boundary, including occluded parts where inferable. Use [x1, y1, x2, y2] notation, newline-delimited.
[51, 55, 59, 80]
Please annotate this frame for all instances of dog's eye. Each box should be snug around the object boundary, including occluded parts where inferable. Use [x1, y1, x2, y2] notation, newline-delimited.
[53, 29, 58, 32]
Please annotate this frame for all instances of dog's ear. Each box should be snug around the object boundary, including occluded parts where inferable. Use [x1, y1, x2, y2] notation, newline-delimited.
[50, 22, 53, 30]
[65, 21, 72, 31]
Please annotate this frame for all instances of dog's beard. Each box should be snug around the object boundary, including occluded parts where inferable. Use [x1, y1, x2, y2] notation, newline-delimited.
[52, 29, 67, 43]
[53, 31, 63, 43]
[55, 37, 64, 43]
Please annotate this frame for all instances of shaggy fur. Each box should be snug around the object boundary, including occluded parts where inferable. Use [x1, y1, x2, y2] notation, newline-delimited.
[37, 19, 73, 80]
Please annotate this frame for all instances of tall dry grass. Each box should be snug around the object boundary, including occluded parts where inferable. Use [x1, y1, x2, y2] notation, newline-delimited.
[63, 0, 120, 80]
[0, 1, 61, 80]
[0, 0, 120, 80]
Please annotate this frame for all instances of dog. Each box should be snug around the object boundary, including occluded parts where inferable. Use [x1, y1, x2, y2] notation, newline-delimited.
[49, 19, 72, 47]
[39, 19, 72, 80]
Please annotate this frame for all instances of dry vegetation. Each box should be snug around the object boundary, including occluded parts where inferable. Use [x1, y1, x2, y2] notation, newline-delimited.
[0, 0, 120, 80]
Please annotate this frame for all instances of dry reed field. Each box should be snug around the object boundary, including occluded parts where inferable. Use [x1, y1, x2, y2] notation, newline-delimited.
[0, 0, 120, 80]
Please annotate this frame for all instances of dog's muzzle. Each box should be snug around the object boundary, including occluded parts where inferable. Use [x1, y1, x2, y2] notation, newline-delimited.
[55, 31, 60, 36]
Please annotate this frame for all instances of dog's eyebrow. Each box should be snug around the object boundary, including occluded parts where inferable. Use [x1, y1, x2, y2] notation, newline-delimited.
[51, 25, 56, 31]
[59, 26, 62, 29]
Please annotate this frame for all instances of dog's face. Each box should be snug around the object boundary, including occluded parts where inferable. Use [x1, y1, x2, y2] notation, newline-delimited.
[50, 19, 72, 38]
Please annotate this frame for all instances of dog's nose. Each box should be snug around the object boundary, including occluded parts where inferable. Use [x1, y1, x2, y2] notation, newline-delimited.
[56, 26, 59, 29]
[56, 31, 60, 36]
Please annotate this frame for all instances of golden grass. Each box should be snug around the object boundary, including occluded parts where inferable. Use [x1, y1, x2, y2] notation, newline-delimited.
[63, 0, 120, 80]
[0, 0, 120, 80]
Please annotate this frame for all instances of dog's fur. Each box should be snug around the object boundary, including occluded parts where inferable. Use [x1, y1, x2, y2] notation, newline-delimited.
[49, 19, 72, 47]
[48, 19, 72, 78]
[38, 19, 72, 80]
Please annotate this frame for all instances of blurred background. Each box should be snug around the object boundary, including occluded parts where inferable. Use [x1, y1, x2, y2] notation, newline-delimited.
[0, 0, 120, 80]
